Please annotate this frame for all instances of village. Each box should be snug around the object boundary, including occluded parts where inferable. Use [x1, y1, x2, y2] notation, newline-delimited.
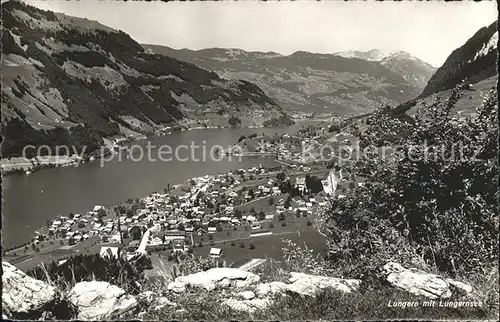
[3, 119, 367, 274]
[4, 156, 361, 273]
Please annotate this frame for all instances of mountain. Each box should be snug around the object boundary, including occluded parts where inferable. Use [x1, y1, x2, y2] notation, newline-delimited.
[419, 20, 497, 98]
[143, 46, 421, 116]
[1, 1, 289, 159]
[394, 21, 497, 116]
[334, 49, 392, 62]
[335, 50, 436, 88]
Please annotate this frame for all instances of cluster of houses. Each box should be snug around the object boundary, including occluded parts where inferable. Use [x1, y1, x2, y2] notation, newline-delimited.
[92, 167, 283, 254]
[36, 205, 109, 246]
[33, 162, 339, 265]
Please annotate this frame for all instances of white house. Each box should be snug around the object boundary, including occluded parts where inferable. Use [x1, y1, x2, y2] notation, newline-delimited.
[209, 247, 222, 258]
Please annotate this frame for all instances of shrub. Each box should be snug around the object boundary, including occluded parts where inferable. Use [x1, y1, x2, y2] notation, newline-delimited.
[317, 86, 498, 283]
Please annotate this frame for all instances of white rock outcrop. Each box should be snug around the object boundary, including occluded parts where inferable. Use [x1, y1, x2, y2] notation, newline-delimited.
[223, 298, 270, 312]
[255, 281, 289, 297]
[237, 290, 256, 300]
[2, 261, 57, 316]
[287, 272, 361, 297]
[138, 291, 176, 311]
[167, 268, 260, 292]
[68, 281, 138, 320]
[383, 262, 473, 299]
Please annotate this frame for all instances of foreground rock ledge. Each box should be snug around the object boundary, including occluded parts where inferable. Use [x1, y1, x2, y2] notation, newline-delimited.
[383, 262, 473, 299]
[68, 281, 138, 320]
[2, 261, 57, 316]
[167, 267, 260, 292]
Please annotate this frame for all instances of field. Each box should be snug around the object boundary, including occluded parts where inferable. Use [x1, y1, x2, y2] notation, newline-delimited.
[6, 236, 103, 272]
[191, 210, 325, 267]
[407, 76, 497, 117]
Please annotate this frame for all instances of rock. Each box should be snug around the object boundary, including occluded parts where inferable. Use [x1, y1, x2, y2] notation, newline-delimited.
[138, 291, 176, 310]
[237, 290, 256, 300]
[287, 272, 361, 297]
[68, 281, 138, 320]
[2, 261, 57, 318]
[255, 282, 288, 298]
[383, 262, 473, 299]
[167, 281, 186, 293]
[138, 291, 156, 303]
[217, 278, 232, 289]
[154, 297, 177, 310]
[168, 268, 260, 292]
[223, 298, 270, 312]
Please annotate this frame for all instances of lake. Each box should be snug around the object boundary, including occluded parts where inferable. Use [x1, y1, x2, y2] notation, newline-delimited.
[2, 121, 323, 249]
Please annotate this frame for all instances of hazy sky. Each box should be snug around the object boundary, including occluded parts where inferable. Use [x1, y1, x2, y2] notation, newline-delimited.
[30, 0, 497, 67]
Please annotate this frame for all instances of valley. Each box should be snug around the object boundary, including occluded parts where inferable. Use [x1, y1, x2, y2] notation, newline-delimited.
[1, 1, 498, 321]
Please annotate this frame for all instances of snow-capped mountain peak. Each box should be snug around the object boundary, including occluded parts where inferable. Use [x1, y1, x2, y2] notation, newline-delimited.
[334, 49, 436, 88]
[334, 49, 394, 61]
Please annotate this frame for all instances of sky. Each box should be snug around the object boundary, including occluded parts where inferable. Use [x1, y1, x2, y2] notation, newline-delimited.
[29, 0, 497, 67]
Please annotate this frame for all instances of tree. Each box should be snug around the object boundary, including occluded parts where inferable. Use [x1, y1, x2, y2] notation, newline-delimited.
[228, 116, 241, 127]
[68, 237, 76, 246]
[317, 85, 498, 281]
[258, 210, 266, 221]
[284, 195, 292, 209]
[238, 135, 246, 143]
[97, 208, 106, 218]
[216, 224, 223, 232]
[305, 175, 323, 193]
[249, 243, 256, 250]
[130, 226, 142, 240]
[307, 220, 313, 227]
[269, 222, 275, 229]
[276, 172, 286, 181]
[240, 242, 245, 248]
[234, 209, 242, 219]
[231, 241, 236, 246]
[278, 213, 285, 221]
[268, 197, 274, 205]
[69, 213, 74, 220]
[198, 241, 203, 248]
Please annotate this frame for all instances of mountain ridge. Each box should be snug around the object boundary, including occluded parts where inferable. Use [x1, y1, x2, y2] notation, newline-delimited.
[143, 44, 422, 116]
[1, 1, 290, 159]
[419, 20, 497, 98]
